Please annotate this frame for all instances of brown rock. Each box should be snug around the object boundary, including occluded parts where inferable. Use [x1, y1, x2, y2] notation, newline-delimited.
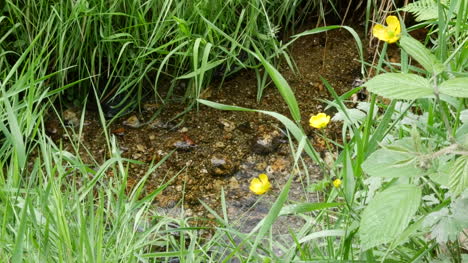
[219, 118, 236, 132]
[252, 129, 283, 155]
[112, 127, 126, 136]
[136, 144, 146, 152]
[123, 115, 141, 128]
[209, 154, 238, 176]
[229, 177, 240, 189]
[63, 109, 80, 126]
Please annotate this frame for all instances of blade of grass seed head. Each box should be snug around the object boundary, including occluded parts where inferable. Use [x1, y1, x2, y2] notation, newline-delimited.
[253, 46, 301, 122]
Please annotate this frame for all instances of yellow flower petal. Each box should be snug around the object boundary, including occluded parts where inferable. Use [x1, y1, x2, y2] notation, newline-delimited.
[249, 174, 271, 195]
[372, 16, 401, 43]
[333, 179, 342, 188]
[372, 24, 387, 41]
[309, 113, 331, 129]
[386, 16, 401, 35]
[386, 35, 400, 44]
[259, 173, 269, 183]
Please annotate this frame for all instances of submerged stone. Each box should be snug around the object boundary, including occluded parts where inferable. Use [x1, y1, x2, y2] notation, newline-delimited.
[63, 109, 80, 126]
[172, 140, 196, 151]
[252, 129, 283, 155]
[209, 154, 238, 176]
[123, 115, 141, 128]
[218, 118, 236, 132]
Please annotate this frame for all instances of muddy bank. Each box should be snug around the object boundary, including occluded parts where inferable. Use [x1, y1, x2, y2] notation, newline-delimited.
[47, 29, 363, 231]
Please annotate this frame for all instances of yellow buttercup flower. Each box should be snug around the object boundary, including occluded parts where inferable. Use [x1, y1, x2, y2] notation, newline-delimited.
[333, 178, 342, 188]
[309, 113, 330, 129]
[249, 173, 272, 195]
[372, 16, 401, 44]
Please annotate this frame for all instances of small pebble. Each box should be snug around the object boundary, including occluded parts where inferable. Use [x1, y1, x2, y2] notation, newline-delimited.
[63, 109, 80, 126]
[136, 144, 146, 152]
[123, 115, 141, 128]
[210, 154, 237, 176]
[219, 118, 236, 132]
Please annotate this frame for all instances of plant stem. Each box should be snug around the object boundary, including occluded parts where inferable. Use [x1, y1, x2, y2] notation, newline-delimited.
[433, 77, 456, 143]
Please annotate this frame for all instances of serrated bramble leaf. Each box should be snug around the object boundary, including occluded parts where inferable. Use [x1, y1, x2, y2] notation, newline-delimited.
[439, 78, 468, 98]
[364, 73, 433, 100]
[452, 192, 468, 225]
[332, 108, 366, 123]
[430, 215, 460, 244]
[362, 148, 424, 177]
[449, 156, 468, 196]
[400, 35, 444, 74]
[359, 184, 421, 250]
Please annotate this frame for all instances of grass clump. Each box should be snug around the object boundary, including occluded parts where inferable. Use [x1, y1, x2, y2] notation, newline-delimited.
[1, 0, 333, 111]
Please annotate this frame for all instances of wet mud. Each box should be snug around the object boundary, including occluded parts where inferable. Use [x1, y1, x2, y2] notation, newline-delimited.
[46, 29, 364, 234]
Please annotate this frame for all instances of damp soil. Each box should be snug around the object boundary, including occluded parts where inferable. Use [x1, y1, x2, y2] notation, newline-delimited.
[46, 29, 368, 234]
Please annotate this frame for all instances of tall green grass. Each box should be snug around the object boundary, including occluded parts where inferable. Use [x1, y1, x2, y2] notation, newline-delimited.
[1, 0, 338, 112]
[0, 1, 346, 261]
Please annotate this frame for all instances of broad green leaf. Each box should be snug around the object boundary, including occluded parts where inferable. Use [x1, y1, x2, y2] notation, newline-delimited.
[423, 193, 468, 244]
[423, 208, 459, 244]
[430, 160, 451, 187]
[399, 35, 444, 74]
[449, 156, 468, 196]
[359, 184, 421, 250]
[452, 193, 468, 226]
[361, 148, 424, 177]
[459, 109, 468, 124]
[439, 77, 468, 98]
[364, 73, 433, 100]
[332, 108, 366, 124]
[390, 216, 424, 249]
